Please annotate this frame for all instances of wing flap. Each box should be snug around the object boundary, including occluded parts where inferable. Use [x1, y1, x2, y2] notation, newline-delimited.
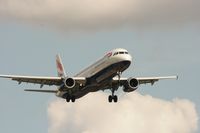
[24, 89, 57, 93]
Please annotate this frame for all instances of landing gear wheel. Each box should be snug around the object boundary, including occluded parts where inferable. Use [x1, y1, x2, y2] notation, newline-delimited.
[66, 95, 76, 103]
[108, 95, 118, 103]
[108, 95, 112, 103]
[66, 97, 71, 102]
[113, 95, 118, 103]
[71, 96, 76, 102]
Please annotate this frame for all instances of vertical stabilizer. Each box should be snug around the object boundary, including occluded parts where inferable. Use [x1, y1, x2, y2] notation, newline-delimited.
[56, 54, 67, 77]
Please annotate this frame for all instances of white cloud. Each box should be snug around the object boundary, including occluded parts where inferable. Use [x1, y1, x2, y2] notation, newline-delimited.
[0, 0, 200, 30]
[47, 92, 198, 133]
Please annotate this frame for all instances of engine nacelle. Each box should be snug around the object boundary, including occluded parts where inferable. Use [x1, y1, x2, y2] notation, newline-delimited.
[64, 78, 76, 88]
[123, 78, 139, 92]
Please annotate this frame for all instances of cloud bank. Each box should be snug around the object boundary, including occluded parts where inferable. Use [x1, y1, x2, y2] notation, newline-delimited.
[0, 0, 200, 30]
[48, 92, 198, 133]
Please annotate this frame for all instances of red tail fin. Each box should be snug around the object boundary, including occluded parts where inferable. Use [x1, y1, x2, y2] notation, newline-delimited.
[56, 54, 66, 77]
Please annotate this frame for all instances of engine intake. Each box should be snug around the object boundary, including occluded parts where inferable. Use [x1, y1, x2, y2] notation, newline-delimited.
[123, 78, 139, 92]
[64, 78, 75, 88]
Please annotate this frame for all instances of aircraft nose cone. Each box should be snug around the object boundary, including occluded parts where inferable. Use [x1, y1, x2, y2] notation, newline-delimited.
[123, 54, 132, 62]
[115, 54, 132, 64]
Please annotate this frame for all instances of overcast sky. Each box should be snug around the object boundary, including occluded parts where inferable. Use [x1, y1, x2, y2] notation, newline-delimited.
[0, 1, 199, 133]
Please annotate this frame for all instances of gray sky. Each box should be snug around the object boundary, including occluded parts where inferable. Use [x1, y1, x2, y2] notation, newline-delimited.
[0, 1, 199, 133]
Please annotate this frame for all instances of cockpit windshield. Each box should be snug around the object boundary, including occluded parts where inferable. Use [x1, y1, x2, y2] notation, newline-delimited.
[113, 51, 128, 56]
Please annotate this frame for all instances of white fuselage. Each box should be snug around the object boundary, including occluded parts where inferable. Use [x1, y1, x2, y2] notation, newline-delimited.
[57, 48, 132, 98]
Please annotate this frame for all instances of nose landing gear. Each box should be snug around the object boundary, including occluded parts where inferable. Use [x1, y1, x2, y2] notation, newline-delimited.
[108, 93, 118, 103]
[66, 95, 76, 103]
[108, 72, 121, 103]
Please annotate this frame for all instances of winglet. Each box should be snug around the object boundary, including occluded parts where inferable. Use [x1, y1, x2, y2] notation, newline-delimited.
[56, 54, 67, 77]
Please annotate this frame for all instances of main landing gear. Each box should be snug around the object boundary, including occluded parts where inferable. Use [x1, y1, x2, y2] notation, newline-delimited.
[66, 95, 76, 103]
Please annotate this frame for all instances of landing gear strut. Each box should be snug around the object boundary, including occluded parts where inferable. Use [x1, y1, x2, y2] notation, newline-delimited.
[108, 71, 121, 103]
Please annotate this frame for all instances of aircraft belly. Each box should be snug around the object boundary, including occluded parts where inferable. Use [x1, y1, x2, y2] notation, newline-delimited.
[91, 60, 131, 83]
[59, 60, 131, 99]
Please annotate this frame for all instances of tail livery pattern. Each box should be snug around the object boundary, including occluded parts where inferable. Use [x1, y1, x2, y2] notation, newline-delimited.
[56, 54, 66, 77]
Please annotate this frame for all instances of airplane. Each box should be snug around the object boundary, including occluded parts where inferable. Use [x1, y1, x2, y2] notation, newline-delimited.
[0, 48, 178, 103]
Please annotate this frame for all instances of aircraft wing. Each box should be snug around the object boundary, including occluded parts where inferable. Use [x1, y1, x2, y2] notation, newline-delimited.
[0, 75, 86, 86]
[0, 75, 62, 86]
[136, 76, 178, 85]
[113, 76, 178, 86]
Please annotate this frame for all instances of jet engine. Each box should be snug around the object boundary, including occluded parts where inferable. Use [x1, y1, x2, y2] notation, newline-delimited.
[123, 78, 139, 92]
[64, 78, 76, 88]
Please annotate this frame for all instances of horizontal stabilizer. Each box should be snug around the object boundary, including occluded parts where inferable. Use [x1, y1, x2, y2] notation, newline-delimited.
[24, 89, 57, 93]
